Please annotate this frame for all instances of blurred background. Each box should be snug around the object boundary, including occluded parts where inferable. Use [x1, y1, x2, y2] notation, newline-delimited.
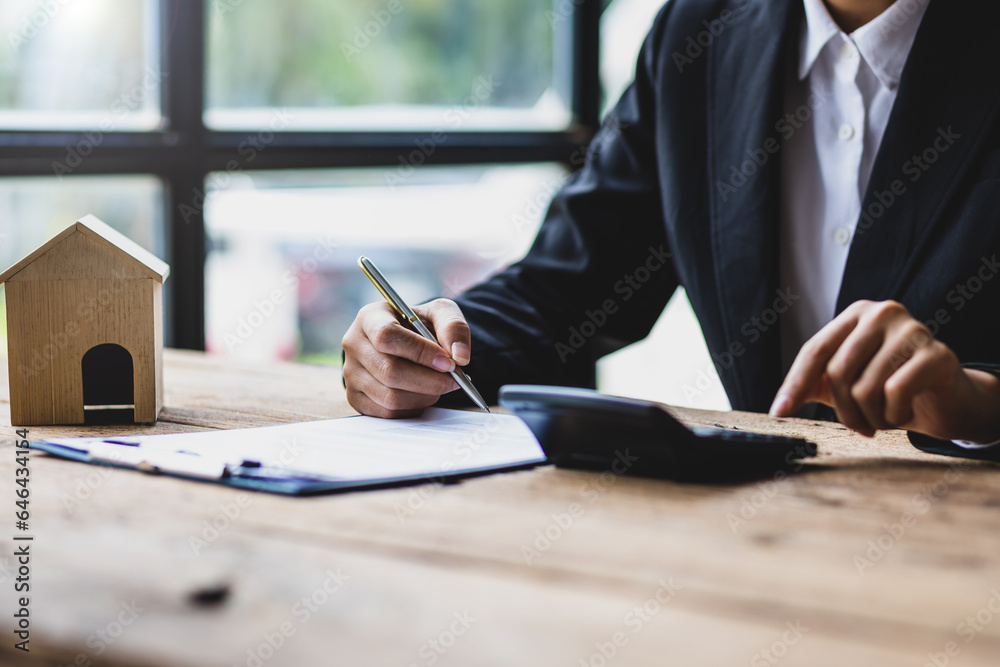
[0, 0, 728, 410]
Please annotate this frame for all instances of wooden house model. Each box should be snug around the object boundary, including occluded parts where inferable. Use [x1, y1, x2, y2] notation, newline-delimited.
[1, 215, 170, 426]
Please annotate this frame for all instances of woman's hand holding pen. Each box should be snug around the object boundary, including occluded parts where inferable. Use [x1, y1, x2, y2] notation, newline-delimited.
[342, 298, 472, 418]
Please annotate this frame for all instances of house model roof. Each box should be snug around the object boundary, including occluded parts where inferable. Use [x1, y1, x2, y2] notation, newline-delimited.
[0, 214, 170, 284]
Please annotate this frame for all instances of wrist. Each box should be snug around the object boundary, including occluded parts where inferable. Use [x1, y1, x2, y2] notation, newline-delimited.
[961, 370, 1000, 444]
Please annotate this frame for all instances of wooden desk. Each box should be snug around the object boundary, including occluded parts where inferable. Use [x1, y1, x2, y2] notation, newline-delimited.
[1, 350, 999, 667]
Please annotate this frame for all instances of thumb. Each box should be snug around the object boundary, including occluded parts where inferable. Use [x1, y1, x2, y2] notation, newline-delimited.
[418, 299, 473, 366]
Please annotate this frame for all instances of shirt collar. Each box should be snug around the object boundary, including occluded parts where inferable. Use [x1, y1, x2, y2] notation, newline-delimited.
[798, 0, 930, 90]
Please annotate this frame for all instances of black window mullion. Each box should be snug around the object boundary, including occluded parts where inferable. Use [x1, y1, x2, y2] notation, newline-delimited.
[573, 0, 603, 133]
[161, 0, 207, 350]
[204, 129, 589, 172]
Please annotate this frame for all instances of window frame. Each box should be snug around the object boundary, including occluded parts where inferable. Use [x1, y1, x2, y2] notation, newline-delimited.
[0, 0, 602, 349]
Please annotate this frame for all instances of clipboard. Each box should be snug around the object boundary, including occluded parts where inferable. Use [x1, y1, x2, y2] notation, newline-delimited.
[28, 409, 548, 496]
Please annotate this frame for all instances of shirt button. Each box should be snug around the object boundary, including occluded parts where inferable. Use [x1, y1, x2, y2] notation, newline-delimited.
[838, 123, 855, 141]
[834, 227, 852, 245]
[840, 41, 856, 60]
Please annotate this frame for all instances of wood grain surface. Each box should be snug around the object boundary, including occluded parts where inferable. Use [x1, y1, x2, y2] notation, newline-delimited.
[1, 349, 998, 667]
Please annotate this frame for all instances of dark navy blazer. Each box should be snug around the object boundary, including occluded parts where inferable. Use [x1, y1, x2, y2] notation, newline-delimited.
[450, 0, 1000, 429]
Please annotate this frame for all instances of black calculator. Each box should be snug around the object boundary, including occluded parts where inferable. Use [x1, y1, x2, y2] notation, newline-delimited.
[498, 385, 817, 483]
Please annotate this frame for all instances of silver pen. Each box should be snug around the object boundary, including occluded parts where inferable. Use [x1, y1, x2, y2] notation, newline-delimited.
[358, 256, 490, 413]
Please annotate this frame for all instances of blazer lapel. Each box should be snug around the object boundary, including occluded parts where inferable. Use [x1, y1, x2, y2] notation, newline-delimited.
[837, 0, 1000, 311]
[707, 0, 801, 411]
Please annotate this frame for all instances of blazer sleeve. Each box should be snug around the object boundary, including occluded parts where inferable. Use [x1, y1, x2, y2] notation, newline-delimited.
[444, 9, 681, 405]
[907, 362, 1000, 462]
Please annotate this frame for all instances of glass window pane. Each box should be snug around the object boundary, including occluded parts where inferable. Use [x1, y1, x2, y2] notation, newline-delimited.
[206, 0, 568, 130]
[204, 164, 566, 363]
[0, 0, 159, 130]
[0, 176, 167, 356]
[600, 0, 663, 116]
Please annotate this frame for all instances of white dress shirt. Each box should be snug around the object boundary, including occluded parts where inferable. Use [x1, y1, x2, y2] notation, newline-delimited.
[778, 0, 997, 447]
[780, 0, 930, 371]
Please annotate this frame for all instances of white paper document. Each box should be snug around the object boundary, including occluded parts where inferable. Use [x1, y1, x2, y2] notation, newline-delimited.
[42, 409, 546, 485]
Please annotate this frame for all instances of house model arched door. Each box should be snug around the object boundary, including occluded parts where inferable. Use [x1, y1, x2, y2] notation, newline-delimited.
[82, 344, 135, 425]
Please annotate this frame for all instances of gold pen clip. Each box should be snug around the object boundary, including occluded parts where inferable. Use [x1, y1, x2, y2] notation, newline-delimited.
[358, 256, 409, 321]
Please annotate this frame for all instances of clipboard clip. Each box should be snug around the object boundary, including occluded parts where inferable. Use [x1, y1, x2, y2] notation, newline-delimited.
[86, 440, 230, 480]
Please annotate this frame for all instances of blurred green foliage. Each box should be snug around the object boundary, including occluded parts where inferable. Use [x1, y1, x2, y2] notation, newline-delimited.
[0, 0, 556, 113]
[206, 0, 555, 109]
